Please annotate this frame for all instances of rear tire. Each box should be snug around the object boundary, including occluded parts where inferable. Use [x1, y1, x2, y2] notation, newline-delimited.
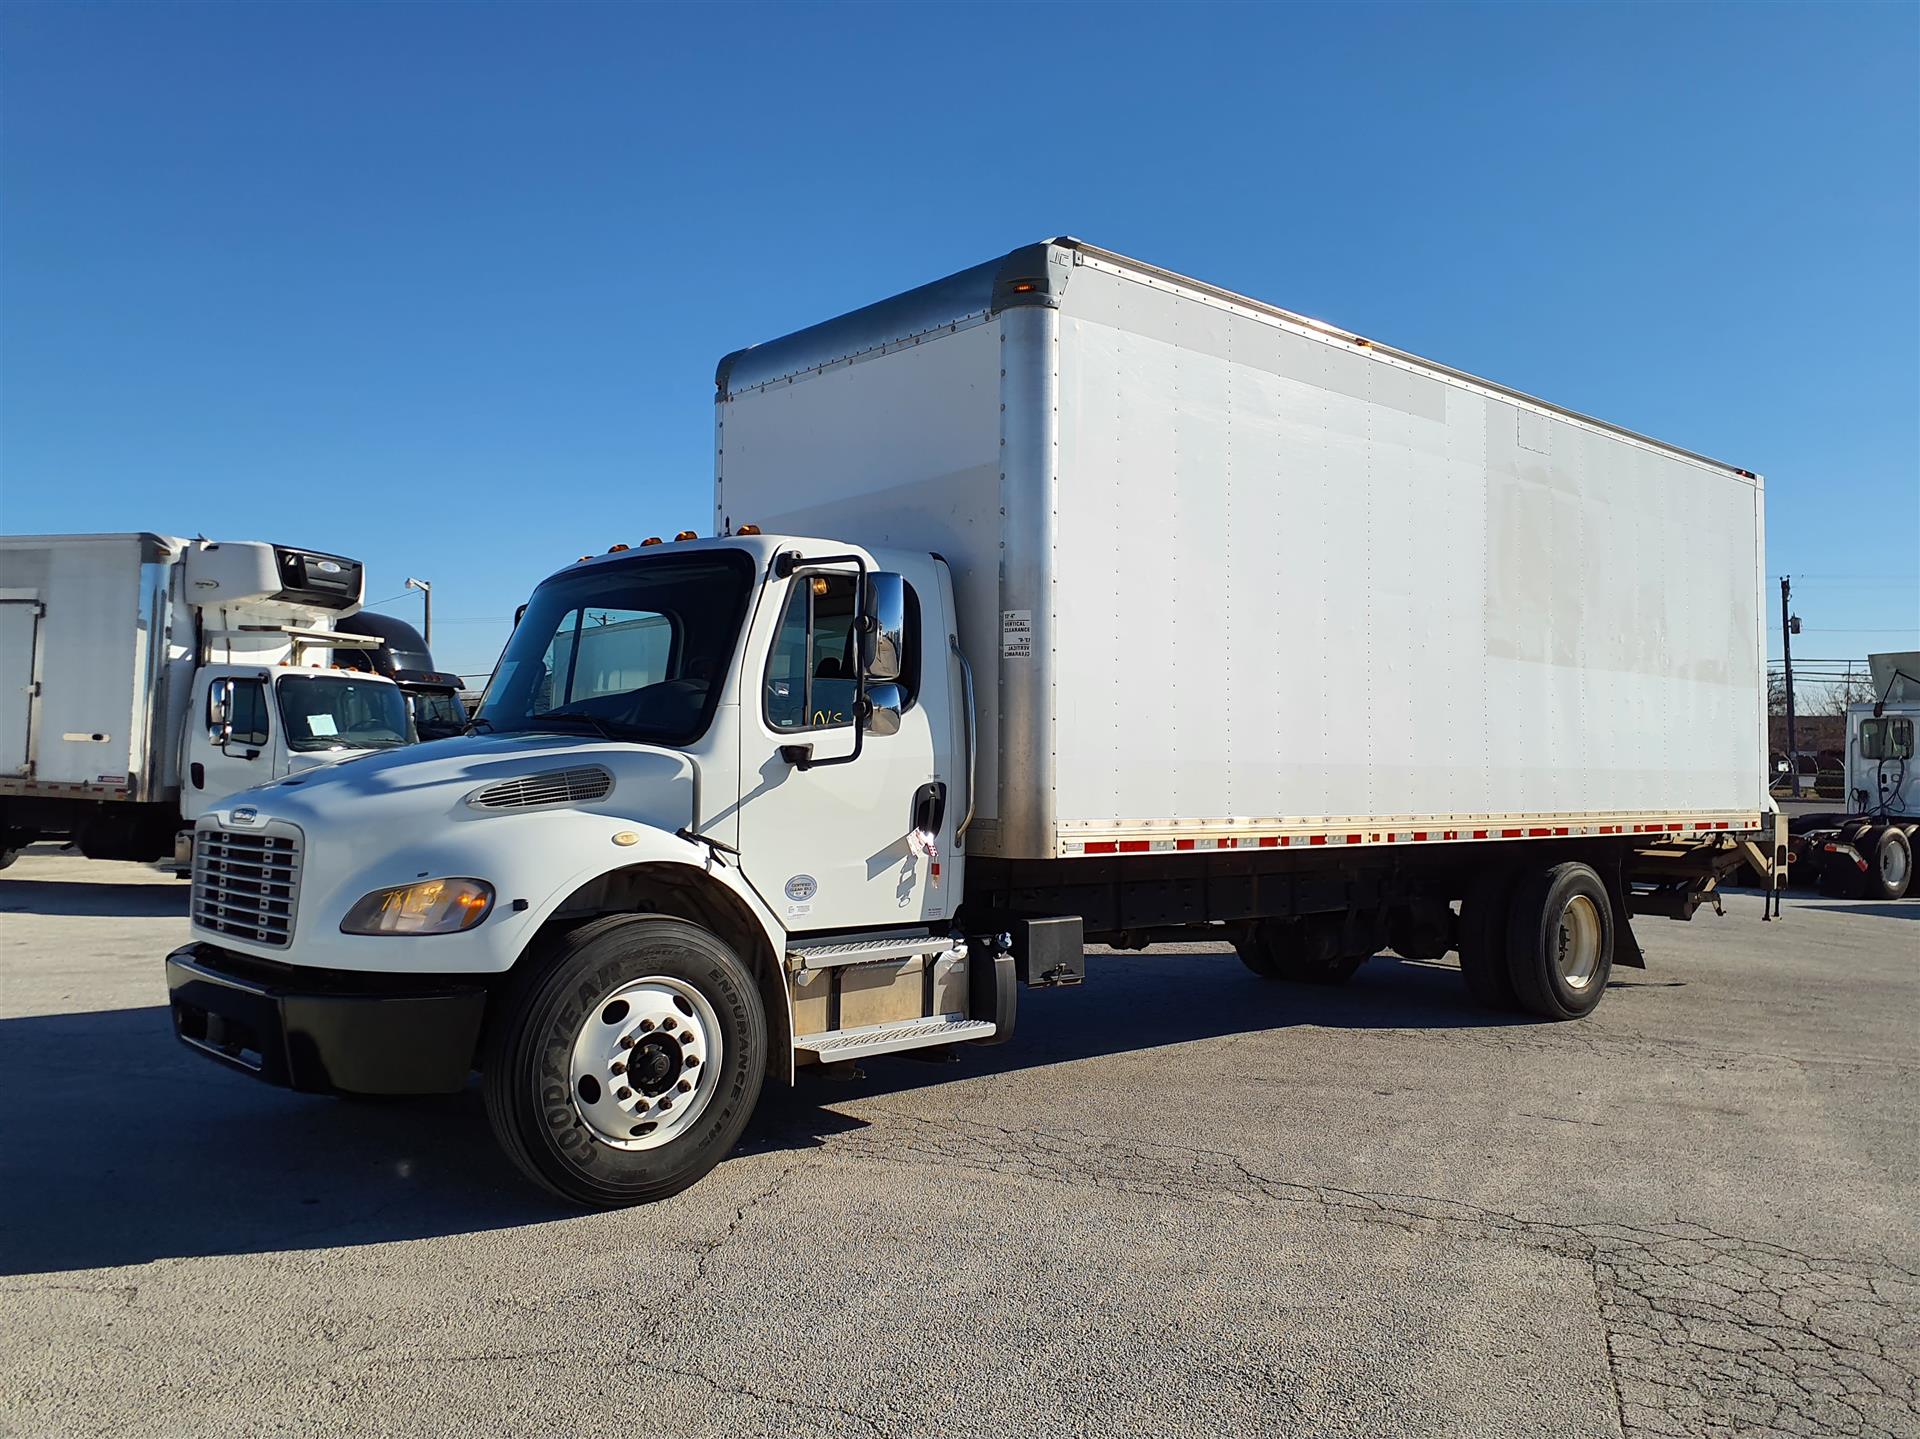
[1865, 827, 1912, 901]
[1506, 862, 1613, 1020]
[1457, 867, 1519, 1010]
[483, 916, 766, 1207]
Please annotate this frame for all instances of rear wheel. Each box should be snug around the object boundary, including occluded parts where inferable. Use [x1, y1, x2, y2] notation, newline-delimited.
[1865, 827, 1912, 901]
[483, 916, 766, 1206]
[1506, 862, 1613, 1020]
[1457, 866, 1519, 1010]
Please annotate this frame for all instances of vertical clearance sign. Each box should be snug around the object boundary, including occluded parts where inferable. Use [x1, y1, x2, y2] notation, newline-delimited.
[1001, 610, 1032, 660]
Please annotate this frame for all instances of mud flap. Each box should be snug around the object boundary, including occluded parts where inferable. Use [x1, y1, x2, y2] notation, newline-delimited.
[1606, 853, 1646, 969]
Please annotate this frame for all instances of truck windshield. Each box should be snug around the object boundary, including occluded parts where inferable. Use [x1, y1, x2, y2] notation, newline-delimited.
[475, 550, 755, 747]
[275, 675, 414, 751]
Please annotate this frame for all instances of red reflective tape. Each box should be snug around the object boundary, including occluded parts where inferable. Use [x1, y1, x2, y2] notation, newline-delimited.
[1501, 828, 1522, 838]
[1668, 824, 1682, 832]
[1218, 837, 1238, 849]
[1527, 827, 1550, 837]
[1412, 832, 1428, 842]
[1118, 840, 1149, 853]
[1555, 827, 1569, 836]
[1309, 835, 1328, 846]
[1175, 839, 1195, 851]
[1473, 829, 1489, 839]
[1715, 822, 1729, 830]
[1085, 841, 1116, 855]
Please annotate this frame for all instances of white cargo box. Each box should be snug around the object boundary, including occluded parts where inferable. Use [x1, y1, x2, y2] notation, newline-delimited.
[716, 239, 1767, 861]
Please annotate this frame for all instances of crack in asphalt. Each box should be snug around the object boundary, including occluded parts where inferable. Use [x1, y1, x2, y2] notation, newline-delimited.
[822, 1115, 1920, 1439]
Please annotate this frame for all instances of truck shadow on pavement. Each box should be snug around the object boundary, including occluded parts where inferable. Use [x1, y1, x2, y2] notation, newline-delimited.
[0, 876, 191, 919]
[1, 948, 1544, 1277]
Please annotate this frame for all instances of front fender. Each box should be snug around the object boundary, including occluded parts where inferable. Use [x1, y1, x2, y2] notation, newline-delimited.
[202, 809, 787, 979]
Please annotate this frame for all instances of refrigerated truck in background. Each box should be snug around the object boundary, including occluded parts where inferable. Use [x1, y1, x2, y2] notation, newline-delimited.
[165, 239, 1782, 1206]
[0, 534, 414, 869]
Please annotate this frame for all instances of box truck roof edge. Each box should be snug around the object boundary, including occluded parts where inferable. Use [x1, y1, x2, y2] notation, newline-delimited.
[715, 236, 1758, 485]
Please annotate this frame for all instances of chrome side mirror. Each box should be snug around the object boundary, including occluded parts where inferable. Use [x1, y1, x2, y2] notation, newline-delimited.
[862, 572, 906, 683]
[861, 682, 905, 737]
[206, 678, 234, 745]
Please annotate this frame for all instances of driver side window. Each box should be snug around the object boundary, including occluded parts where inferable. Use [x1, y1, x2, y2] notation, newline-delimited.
[766, 575, 858, 731]
[227, 680, 270, 747]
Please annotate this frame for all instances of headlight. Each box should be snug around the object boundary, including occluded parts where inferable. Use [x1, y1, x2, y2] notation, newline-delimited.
[340, 878, 494, 935]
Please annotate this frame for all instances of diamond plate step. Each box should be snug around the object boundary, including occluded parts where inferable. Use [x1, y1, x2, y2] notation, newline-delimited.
[786, 934, 964, 973]
[793, 1014, 996, 1062]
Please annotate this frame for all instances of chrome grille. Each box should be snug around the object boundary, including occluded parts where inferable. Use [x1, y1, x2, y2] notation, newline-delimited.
[468, 765, 613, 810]
[193, 825, 302, 947]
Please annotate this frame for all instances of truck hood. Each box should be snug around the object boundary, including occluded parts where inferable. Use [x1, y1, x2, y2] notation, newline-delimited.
[212, 732, 695, 838]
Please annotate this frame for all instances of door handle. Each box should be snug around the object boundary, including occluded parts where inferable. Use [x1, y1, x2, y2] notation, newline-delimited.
[912, 781, 947, 836]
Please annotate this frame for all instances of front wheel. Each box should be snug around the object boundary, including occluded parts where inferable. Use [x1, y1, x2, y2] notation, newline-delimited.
[483, 916, 767, 1206]
[1866, 826, 1912, 901]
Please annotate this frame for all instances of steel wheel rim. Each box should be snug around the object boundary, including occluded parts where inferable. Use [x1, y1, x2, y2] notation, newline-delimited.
[567, 975, 723, 1151]
[1882, 839, 1910, 889]
[1554, 893, 1605, 991]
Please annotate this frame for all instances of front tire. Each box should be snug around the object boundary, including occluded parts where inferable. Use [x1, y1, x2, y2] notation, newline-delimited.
[483, 916, 766, 1206]
[1505, 862, 1613, 1020]
[1865, 826, 1912, 901]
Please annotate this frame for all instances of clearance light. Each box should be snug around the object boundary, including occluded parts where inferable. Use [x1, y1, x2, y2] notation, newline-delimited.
[340, 878, 494, 936]
[736, 524, 762, 536]
[607, 543, 630, 553]
[577, 555, 591, 563]
[1013, 282, 1037, 293]
[674, 530, 698, 542]
[811, 577, 830, 595]
[640, 536, 664, 547]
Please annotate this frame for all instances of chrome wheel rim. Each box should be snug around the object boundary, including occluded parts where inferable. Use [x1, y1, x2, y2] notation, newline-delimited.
[1882, 840, 1910, 890]
[568, 975, 723, 1151]
[1554, 893, 1605, 992]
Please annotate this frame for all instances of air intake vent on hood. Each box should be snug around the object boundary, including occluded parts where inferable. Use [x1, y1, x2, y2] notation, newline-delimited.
[469, 765, 614, 810]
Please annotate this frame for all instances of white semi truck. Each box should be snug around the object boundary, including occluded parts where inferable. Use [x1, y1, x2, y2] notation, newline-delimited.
[1786, 651, 1918, 900]
[165, 240, 1781, 1206]
[0, 533, 414, 869]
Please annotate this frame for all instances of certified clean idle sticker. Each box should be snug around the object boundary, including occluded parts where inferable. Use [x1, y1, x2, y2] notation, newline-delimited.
[784, 875, 818, 903]
[1001, 609, 1032, 659]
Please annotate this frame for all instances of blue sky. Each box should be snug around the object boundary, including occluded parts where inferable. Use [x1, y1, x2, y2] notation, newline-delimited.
[3, 1, 1915, 682]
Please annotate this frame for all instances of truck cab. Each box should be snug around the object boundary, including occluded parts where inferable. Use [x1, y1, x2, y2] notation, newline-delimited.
[330, 610, 469, 741]
[166, 533, 982, 1203]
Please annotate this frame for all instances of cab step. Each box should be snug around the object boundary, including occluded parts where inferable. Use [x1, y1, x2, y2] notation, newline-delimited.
[793, 1014, 996, 1062]
[786, 934, 962, 974]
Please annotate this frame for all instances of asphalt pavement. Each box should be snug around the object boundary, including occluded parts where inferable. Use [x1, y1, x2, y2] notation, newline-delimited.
[2, 845, 1915, 1438]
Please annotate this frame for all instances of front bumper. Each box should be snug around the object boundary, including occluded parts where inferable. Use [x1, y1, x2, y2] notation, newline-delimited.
[166, 942, 488, 1095]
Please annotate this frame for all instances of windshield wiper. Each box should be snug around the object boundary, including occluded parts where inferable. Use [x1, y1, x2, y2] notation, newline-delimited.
[464, 715, 495, 735]
[532, 710, 619, 740]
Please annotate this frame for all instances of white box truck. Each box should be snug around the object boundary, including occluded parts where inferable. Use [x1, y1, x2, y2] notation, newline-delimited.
[164, 240, 1782, 1206]
[1, 533, 415, 869]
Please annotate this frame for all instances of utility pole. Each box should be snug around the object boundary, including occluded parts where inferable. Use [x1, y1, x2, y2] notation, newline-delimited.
[406, 577, 433, 647]
[1780, 575, 1800, 798]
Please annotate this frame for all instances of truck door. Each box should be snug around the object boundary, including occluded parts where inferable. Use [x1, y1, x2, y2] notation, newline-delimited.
[734, 565, 956, 934]
[184, 671, 275, 819]
[0, 596, 41, 777]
